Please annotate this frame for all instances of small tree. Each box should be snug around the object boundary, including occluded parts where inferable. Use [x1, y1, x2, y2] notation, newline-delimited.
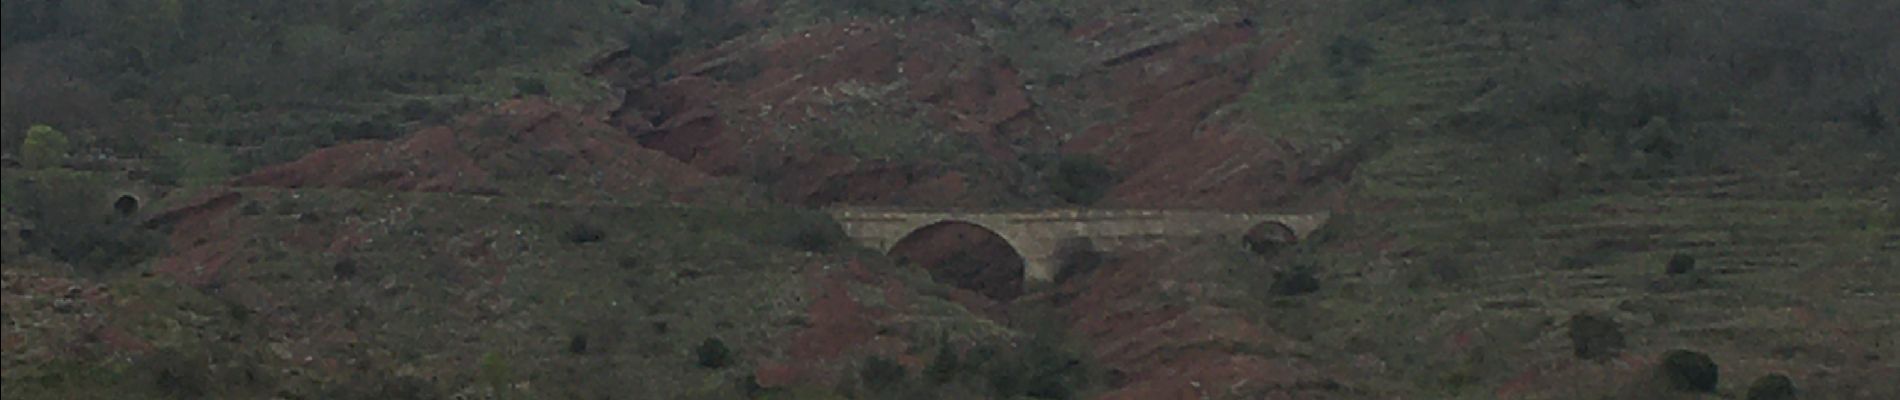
[1046, 155, 1117, 205]
[12, 173, 163, 271]
[1659, 349, 1719, 393]
[858, 356, 908, 392]
[1666, 254, 1696, 275]
[924, 343, 960, 384]
[696, 338, 732, 368]
[21, 124, 71, 169]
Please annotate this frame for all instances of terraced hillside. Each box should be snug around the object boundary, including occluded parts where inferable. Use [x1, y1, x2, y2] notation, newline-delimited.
[1231, 3, 1899, 397]
[1278, 124, 1898, 397]
[1243, 8, 1521, 140]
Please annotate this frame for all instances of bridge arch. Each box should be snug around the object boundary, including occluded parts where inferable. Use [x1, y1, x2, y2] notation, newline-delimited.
[887, 220, 1028, 301]
[1243, 221, 1299, 257]
[828, 208, 1330, 292]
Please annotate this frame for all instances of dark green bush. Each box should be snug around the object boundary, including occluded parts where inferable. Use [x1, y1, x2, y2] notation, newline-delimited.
[564, 223, 606, 244]
[1659, 349, 1719, 393]
[696, 338, 732, 369]
[1567, 313, 1625, 360]
[979, 327, 1092, 400]
[137, 348, 212, 400]
[785, 214, 846, 253]
[1045, 155, 1116, 206]
[8, 172, 163, 271]
[924, 343, 961, 384]
[1270, 264, 1321, 296]
[858, 356, 908, 392]
[1849, 96, 1890, 136]
[1666, 254, 1696, 275]
[514, 77, 550, 97]
[1745, 373, 1797, 400]
[1324, 34, 1376, 95]
[568, 334, 589, 355]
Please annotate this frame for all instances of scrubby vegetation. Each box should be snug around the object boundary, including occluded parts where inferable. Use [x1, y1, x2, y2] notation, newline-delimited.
[19, 125, 70, 169]
[1237, 1, 1895, 397]
[3, 0, 1893, 398]
[1660, 349, 1720, 393]
[1452, 0, 1897, 198]
[1567, 312, 1626, 361]
[696, 338, 734, 369]
[1746, 373, 1798, 400]
[873, 311, 1101, 399]
[0, 0, 750, 171]
[1043, 155, 1117, 206]
[3, 170, 163, 272]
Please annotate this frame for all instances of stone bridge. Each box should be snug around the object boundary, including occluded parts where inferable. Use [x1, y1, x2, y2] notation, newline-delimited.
[826, 207, 1330, 289]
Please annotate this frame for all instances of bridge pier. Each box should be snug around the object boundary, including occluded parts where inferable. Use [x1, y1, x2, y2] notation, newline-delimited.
[1005, 236, 1057, 291]
[1021, 253, 1060, 291]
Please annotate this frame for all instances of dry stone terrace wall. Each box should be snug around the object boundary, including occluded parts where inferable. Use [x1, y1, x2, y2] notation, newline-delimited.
[828, 207, 1330, 288]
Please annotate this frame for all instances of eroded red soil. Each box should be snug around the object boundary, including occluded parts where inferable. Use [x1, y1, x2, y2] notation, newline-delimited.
[126, 12, 1363, 399]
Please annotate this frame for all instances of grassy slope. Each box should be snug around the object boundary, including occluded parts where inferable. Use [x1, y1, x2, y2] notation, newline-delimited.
[0, 163, 1052, 399]
[1231, 3, 1898, 398]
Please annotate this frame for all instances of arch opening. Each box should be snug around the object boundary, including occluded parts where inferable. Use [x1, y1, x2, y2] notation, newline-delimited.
[1242, 221, 1298, 258]
[113, 194, 141, 217]
[888, 220, 1026, 301]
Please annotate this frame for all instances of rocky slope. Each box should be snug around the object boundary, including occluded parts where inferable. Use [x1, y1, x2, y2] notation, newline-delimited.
[4, 1, 1895, 399]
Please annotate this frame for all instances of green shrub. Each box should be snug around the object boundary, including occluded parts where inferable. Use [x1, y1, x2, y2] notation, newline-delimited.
[982, 336, 1089, 400]
[134, 347, 212, 400]
[924, 343, 961, 384]
[8, 172, 163, 271]
[1323, 35, 1377, 95]
[1745, 373, 1797, 400]
[1045, 155, 1116, 206]
[1269, 264, 1321, 296]
[477, 351, 512, 391]
[1659, 349, 1719, 393]
[564, 223, 606, 244]
[858, 356, 908, 392]
[783, 213, 845, 253]
[21, 124, 72, 169]
[151, 142, 236, 187]
[1567, 313, 1625, 360]
[1666, 254, 1697, 275]
[1849, 96, 1890, 136]
[696, 338, 732, 369]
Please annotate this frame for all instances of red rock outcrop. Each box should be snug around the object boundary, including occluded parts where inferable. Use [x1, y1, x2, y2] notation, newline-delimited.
[1055, 249, 1351, 399]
